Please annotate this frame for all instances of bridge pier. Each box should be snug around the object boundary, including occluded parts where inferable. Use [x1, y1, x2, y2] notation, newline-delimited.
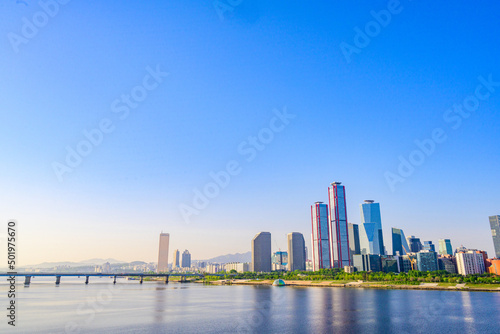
[113, 276, 117, 284]
[140, 276, 143, 284]
[24, 276, 31, 286]
[165, 275, 169, 284]
[55, 276, 61, 285]
[85, 276, 89, 284]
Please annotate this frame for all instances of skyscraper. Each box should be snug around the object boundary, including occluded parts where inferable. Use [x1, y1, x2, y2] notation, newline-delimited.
[311, 201, 331, 270]
[359, 200, 384, 255]
[181, 250, 191, 268]
[251, 232, 271, 272]
[328, 182, 351, 268]
[157, 233, 170, 273]
[490, 215, 500, 258]
[423, 241, 435, 252]
[392, 227, 410, 255]
[438, 239, 453, 256]
[407, 235, 423, 253]
[348, 223, 360, 261]
[173, 249, 180, 268]
[287, 232, 306, 271]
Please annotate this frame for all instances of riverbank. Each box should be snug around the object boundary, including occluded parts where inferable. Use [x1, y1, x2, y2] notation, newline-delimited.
[204, 279, 500, 292]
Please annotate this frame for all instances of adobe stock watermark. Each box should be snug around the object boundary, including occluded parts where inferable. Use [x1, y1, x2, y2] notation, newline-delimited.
[178, 106, 295, 224]
[340, 0, 407, 64]
[64, 284, 124, 333]
[8, 0, 72, 54]
[213, 0, 243, 21]
[52, 65, 168, 182]
[385, 74, 499, 192]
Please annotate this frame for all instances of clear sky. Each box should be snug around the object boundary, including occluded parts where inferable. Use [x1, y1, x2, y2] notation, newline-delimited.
[0, 1, 499, 265]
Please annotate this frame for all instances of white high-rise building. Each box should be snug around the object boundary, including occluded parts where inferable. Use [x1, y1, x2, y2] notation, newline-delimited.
[157, 233, 170, 273]
[456, 250, 485, 275]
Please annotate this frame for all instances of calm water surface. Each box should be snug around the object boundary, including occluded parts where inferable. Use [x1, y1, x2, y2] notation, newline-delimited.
[1, 277, 499, 333]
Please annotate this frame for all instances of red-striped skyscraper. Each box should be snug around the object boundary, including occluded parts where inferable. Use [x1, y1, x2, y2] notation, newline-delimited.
[311, 201, 331, 271]
[328, 182, 351, 268]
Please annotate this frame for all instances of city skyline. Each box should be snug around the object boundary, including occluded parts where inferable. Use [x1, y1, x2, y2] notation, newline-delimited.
[1, 1, 499, 266]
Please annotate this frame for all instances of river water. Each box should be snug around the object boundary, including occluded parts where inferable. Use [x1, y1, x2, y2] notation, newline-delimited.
[1, 277, 499, 333]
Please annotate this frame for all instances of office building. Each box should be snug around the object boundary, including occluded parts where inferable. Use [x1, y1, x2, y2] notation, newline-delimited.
[348, 223, 361, 261]
[311, 202, 331, 270]
[438, 257, 457, 274]
[359, 200, 384, 255]
[456, 250, 486, 275]
[272, 251, 288, 271]
[157, 233, 170, 273]
[416, 250, 438, 272]
[423, 241, 436, 252]
[407, 236, 423, 253]
[392, 227, 410, 255]
[287, 232, 306, 271]
[328, 182, 351, 268]
[490, 215, 500, 258]
[353, 254, 382, 272]
[381, 256, 400, 273]
[251, 232, 272, 272]
[396, 255, 412, 272]
[438, 239, 453, 256]
[173, 249, 180, 268]
[181, 250, 191, 268]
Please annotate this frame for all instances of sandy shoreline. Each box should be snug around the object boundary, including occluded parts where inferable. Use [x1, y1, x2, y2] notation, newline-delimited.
[204, 279, 500, 292]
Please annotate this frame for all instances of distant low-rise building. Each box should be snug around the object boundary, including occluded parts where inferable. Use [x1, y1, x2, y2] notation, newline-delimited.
[224, 262, 250, 273]
[438, 257, 457, 274]
[353, 254, 382, 272]
[381, 256, 400, 273]
[486, 259, 500, 275]
[417, 250, 438, 272]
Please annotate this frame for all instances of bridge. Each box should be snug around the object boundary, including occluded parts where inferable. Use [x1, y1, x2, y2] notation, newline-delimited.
[0, 272, 232, 286]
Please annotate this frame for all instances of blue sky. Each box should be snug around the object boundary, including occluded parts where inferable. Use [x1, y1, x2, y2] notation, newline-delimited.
[0, 1, 499, 264]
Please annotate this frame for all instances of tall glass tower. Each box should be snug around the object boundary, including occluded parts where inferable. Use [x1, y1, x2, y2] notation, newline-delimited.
[438, 239, 453, 255]
[359, 200, 385, 255]
[328, 182, 351, 268]
[392, 227, 410, 255]
[311, 201, 331, 270]
[490, 215, 500, 258]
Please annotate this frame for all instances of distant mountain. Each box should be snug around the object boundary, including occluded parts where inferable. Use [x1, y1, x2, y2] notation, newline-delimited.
[22, 258, 125, 269]
[202, 252, 251, 264]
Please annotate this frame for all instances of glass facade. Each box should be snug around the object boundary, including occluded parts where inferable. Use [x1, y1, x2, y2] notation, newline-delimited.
[353, 254, 382, 272]
[359, 201, 385, 255]
[407, 236, 423, 253]
[311, 202, 331, 270]
[423, 241, 435, 252]
[438, 239, 453, 256]
[392, 227, 410, 255]
[416, 251, 438, 272]
[490, 216, 500, 258]
[328, 183, 351, 268]
[348, 223, 360, 262]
